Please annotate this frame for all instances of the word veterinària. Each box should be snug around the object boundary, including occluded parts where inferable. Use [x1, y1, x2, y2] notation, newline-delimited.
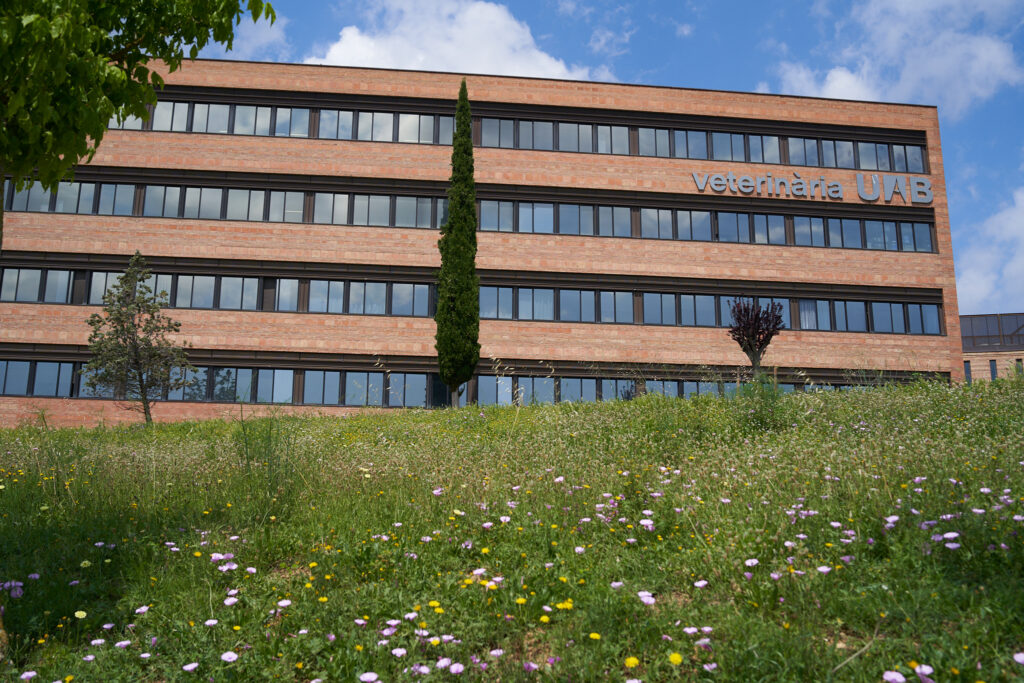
[693, 171, 933, 205]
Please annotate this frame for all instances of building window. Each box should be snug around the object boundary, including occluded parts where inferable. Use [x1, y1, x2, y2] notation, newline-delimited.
[219, 277, 260, 310]
[599, 291, 633, 324]
[677, 210, 712, 241]
[480, 286, 514, 319]
[963, 360, 972, 384]
[637, 127, 670, 157]
[518, 288, 555, 321]
[990, 359, 998, 380]
[175, 275, 216, 309]
[640, 208, 673, 240]
[345, 371, 384, 406]
[557, 122, 594, 153]
[753, 214, 786, 245]
[518, 203, 555, 233]
[319, 109, 354, 140]
[303, 370, 342, 405]
[557, 289, 596, 323]
[308, 280, 345, 314]
[481, 118, 515, 148]
[480, 200, 514, 232]
[716, 212, 750, 243]
[643, 293, 676, 325]
[518, 120, 554, 150]
[518, 376, 555, 405]
[793, 216, 826, 247]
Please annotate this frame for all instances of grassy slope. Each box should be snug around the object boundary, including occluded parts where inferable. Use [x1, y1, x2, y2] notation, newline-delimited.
[1, 378, 1023, 681]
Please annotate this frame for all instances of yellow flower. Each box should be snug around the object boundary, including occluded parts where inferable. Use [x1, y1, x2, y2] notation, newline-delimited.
[625, 657, 639, 668]
[79, 560, 91, 568]
[296, 662, 303, 669]
[355, 644, 363, 651]
[434, 607, 444, 614]
[318, 596, 328, 603]
[428, 600, 440, 607]
[540, 615, 550, 623]
[589, 632, 600, 640]
[669, 652, 683, 666]
[74, 610, 87, 619]
[516, 597, 527, 605]
[309, 562, 318, 568]
[193, 551, 202, 557]
[481, 547, 490, 554]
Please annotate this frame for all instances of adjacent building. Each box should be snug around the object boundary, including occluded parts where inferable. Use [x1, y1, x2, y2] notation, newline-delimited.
[961, 313, 1024, 382]
[0, 60, 962, 425]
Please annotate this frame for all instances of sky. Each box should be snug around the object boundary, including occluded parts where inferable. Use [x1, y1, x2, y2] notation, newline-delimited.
[201, 0, 1024, 315]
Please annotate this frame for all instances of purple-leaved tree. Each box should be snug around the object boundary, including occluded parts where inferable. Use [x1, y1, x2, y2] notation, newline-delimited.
[728, 297, 784, 376]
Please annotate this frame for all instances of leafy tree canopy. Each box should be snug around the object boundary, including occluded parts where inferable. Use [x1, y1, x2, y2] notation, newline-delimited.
[0, 0, 274, 248]
[728, 297, 784, 376]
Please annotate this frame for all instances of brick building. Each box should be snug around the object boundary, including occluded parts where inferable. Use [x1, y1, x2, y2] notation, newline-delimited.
[961, 313, 1024, 382]
[0, 60, 961, 426]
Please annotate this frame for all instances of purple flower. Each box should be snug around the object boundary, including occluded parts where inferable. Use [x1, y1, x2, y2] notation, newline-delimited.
[704, 662, 718, 671]
[277, 599, 291, 608]
[945, 542, 960, 550]
[83, 655, 95, 662]
[19, 673, 37, 680]
[182, 662, 199, 672]
[246, 567, 257, 574]
[524, 661, 539, 671]
[610, 581, 624, 589]
[224, 597, 238, 606]
[882, 672, 906, 683]
[90, 638, 105, 646]
[490, 649, 504, 657]
[450, 663, 465, 674]
[745, 558, 759, 567]
[575, 546, 585, 554]
[135, 605, 149, 614]
[359, 673, 379, 682]
[817, 566, 831, 574]
[694, 579, 708, 588]
[221, 651, 238, 662]
[115, 640, 131, 648]
[204, 619, 218, 626]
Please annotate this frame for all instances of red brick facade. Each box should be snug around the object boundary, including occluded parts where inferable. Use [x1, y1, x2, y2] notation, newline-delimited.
[0, 60, 961, 426]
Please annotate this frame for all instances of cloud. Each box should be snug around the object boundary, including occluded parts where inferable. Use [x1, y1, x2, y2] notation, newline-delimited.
[774, 0, 1023, 117]
[955, 186, 1024, 314]
[675, 22, 693, 38]
[304, 0, 614, 81]
[588, 26, 634, 57]
[201, 16, 291, 62]
[557, 0, 593, 18]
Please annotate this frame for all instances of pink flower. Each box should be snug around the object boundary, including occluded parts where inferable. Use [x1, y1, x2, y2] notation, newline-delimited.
[450, 663, 465, 674]
[524, 662, 539, 671]
[115, 640, 131, 648]
[817, 566, 831, 574]
[745, 558, 759, 567]
[221, 651, 239, 662]
[392, 648, 407, 657]
[135, 605, 149, 614]
[223, 597, 238, 606]
[277, 599, 292, 608]
[704, 662, 718, 671]
[359, 673, 379, 682]
[182, 662, 199, 672]
[882, 672, 906, 682]
[1013, 652, 1024, 665]
[694, 580, 708, 588]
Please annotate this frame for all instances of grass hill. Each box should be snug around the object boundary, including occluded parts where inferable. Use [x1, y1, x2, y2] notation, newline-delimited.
[2, 377, 1023, 681]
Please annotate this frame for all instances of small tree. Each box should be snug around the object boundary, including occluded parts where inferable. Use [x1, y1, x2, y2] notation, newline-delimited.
[83, 252, 193, 424]
[728, 297, 784, 376]
[434, 79, 480, 405]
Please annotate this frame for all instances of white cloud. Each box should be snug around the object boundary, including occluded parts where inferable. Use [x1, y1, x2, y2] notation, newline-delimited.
[754, 81, 771, 94]
[955, 186, 1024, 314]
[201, 16, 291, 62]
[775, 0, 1023, 117]
[588, 26, 634, 57]
[304, 0, 614, 81]
[557, 0, 593, 18]
[675, 22, 693, 38]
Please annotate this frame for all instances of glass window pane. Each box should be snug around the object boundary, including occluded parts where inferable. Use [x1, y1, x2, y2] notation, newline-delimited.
[558, 123, 578, 152]
[578, 124, 592, 153]
[256, 368, 274, 403]
[922, 305, 940, 334]
[695, 295, 716, 326]
[53, 182, 79, 213]
[865, 220, 884, 249]
[191, 276, 215, 308]
[15, 269, 41, 302]
[398, 114, 419, 143]
[348, 282, 364, 314]
[43, 270, 71, 303]
[763, 136, 780, 163]
[712, 132, 731, 161]
[198, 187, 222, 219]
[284, 191, 304, 223]
[207, 104, 229, 134]
[688, 130, 708, 159]
[274, 108, 291, 136]
[857, 141, 876, 169]
[480, 286, 497, 318]
[610, 126, 629, 154]
[226, 189, 249, 220]
[643, 293, 661, 324]
[273, 369, 293, 403]
[835, 140, 854, 168]
[395, 196, 417, 227]
[152, 102, 173, 131]
[372, 113, 393, 141]
[846, 301, 867, 331]
[247, 190, 265, 221]
[32, 362, 60, 396]
[142, 186, 165, 217]
[392, 283, 413, 315]
[534, 289, 554, 320]
[221, 277, 244, 309]
[533, 122, 553, 150]
[276, 278, 298, 311]
[313, 193, 333, 224]
[365, 282, 386, 315]
[914, 223, 932, 252]
[3, 361, 31, 395]
[560, 289, 580, 322]
[254, 107, 272, 136]
[289, 108, 309, 137]
[232, 368, 252, 402]
[559, 204, 579, 235]
[234, 105, 256, 135]
[318, 109, 338, 139]
[907, 146, 924, 173]
[192, 103, 209, 132]
[304, 370, 324, 403]
[817, 300, 831, 330]
[615, 292, 633, 323]
[842, 219, 862, 249]
[368, 195, 390, 226]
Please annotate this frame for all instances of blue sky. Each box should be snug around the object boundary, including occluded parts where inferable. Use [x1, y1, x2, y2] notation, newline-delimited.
[203, 0, 1024, 315]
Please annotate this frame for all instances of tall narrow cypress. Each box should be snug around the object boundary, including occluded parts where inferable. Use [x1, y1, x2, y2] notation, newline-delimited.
[434, 79, 480, 405]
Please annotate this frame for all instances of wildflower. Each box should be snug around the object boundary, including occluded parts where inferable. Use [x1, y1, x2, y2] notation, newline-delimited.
[392, 647, 407, 657]
[90, 639, 105, 646]
[82, 655, 95, 662]
[277, 599, 292, 608]
[80, 560, 92, 568]
[669, 652, 683, 665]
[611, 581, 624, 589]
[625, 656, 639, 668]
[140, 652, 151, 659]
[224, 597, 238, 606]
[575, 546, 585, 554]
[694, 580, 708, 588]
[204, 619, 218, 626]
[540, 615, 550, 623]
[745, 559, 759, 567]
[589, 632, 601, 640]
[945, 542, 960, 550]
[20, 672, 37, 680]
[882, 672, 906, 683]
[817, 566, 831, 574]
[182, 663, 199, 672]
[74, 610, 87, 619]
[490, 649, 504, 657]
[450, 663, 465, 674]
[704, 662, 718, 671]
[359, 673, 379, 682]
[638, 591, 656, 605]
[221, 651, 239, 662]
[115, 640, 131, 648]
[103, 623, 114, 630]
[246, 567, 257, 574]
[523, 662, 539, 671]
[135, 605, 149, 614]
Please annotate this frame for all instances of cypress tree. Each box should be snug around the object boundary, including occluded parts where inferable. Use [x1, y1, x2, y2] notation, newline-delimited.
[434, 79, 480, 405]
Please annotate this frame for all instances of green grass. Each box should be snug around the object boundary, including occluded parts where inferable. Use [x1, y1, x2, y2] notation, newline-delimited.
[2, 377, 1024, 681]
